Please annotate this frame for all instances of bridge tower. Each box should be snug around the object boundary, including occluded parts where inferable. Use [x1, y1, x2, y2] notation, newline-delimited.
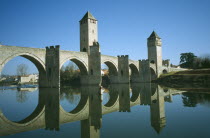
[80, 11, 101, 85]
[147, 31, 162, 77]
[80, 11, 98, 53]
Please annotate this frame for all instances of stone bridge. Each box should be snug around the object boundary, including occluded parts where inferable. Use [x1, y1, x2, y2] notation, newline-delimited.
[0, 83, 186, 136]
[0, 12, 184, 87]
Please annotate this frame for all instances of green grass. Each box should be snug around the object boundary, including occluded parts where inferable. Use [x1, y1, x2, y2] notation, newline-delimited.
[160, 69, 210, 78]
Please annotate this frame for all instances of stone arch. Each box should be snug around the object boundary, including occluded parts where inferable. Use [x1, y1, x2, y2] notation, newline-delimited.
[129, 64, 139, 75]
[0, 52, 46, 73]
[68, 93, 89, 114]
[130, 84, 140, 102]
[101, 60, 118, 84]
[102, 60, 118, 76]
[0, 53, 46, 87]
[0, 100, 45, 126]
[60, 99, 88, 115]
[162, 69, 168, 74]
[129, 63, 139, 82]
[104, 90, 119, 108]
[60, 57, 88, 75]
[151, 84, 157, 96]
[130, 91, 140, 102]
[150, 67, 157, 81]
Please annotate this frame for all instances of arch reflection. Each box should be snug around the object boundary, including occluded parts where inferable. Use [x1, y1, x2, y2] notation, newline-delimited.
[0, 83, 192, 137]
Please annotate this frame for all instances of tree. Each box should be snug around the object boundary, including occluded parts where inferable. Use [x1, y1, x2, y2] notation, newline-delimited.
[180, 52, 197, 68]
[60, 62, 80, 85]
[192, 55, 210, 69]
[16, 91, 28, 103]
[17, 64, 28, 76]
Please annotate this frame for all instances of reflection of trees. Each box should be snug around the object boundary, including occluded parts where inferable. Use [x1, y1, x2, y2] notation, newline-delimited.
[60, 88, 81, 105]
[16, 91, 28, 103]
[182, 93, 210, 107]
[65, 93, 80, 104]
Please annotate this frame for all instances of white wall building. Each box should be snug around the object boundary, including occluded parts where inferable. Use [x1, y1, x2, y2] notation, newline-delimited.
[18, 74, 38, 84]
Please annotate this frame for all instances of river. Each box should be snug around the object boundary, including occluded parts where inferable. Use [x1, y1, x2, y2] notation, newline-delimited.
[0, 83, 210, 138]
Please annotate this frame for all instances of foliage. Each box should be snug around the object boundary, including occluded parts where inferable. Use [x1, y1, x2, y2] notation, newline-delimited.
[180, 52, 197, 68]
[17, 64, 28, 76]
[193, 56, 210, 69]
[16, 91, 28, 103]
[180, 53, 210, 69]
[60, 62, 80, 85]
[182, 93, 210, 107]
[101, 74, 110, 88]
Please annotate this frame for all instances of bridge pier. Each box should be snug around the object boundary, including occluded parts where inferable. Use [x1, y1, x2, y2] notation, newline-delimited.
[130, 75, 141, 83]
[139, 60, 151, 82]
[109, 76, 119, 84]
[140, 83, 152, 105]
[81, 86, 102, 138]
[44, 88, 60, 131]
[119, 84, 130, 112]
[45, 45, 60, 88]
[38, 71, 48, 88]
[117, 55, 129, 84]
[80, 75, 89, 85]
[87, 42, 101, 85]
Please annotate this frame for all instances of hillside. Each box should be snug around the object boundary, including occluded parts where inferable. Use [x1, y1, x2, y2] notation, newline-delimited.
[155, 69, 210, 90]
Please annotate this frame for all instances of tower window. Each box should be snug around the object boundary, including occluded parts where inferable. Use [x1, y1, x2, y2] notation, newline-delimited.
[121, 70, 123, 76]
[92, 30, 94, 33]
[83, 48, 87, 52]
[150, 60, 155, 64]
[91, 69, 93, 75]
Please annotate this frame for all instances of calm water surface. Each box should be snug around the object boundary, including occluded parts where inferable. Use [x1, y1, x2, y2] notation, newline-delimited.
[0, 83, 210, 138]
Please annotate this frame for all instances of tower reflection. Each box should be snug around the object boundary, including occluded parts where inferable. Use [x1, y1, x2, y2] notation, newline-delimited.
[0, 83, 188, 137]
[81, 86, 102, 138]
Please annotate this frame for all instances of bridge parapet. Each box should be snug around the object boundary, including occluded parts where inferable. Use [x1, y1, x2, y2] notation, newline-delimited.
[162, 59, 170, 67]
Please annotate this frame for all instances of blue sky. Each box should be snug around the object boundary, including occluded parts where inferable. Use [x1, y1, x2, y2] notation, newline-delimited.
[1, 0, 210, 75]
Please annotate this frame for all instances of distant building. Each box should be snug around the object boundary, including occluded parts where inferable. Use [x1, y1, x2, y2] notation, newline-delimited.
[0, 77, 6, 81]
[0, 76, 17, 82]
[17, 87, 38, 92]
[18, 74, 38, 84]
[170, 64, 180, 68]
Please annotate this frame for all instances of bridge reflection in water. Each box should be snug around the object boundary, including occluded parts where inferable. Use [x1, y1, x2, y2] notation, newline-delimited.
[0, 83, 186, 137]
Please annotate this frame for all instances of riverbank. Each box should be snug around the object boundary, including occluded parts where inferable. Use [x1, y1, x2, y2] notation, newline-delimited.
[155, 69, 210, 90]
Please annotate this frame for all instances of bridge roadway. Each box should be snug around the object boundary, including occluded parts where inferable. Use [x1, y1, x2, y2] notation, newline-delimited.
[0, 83, 186, 136]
